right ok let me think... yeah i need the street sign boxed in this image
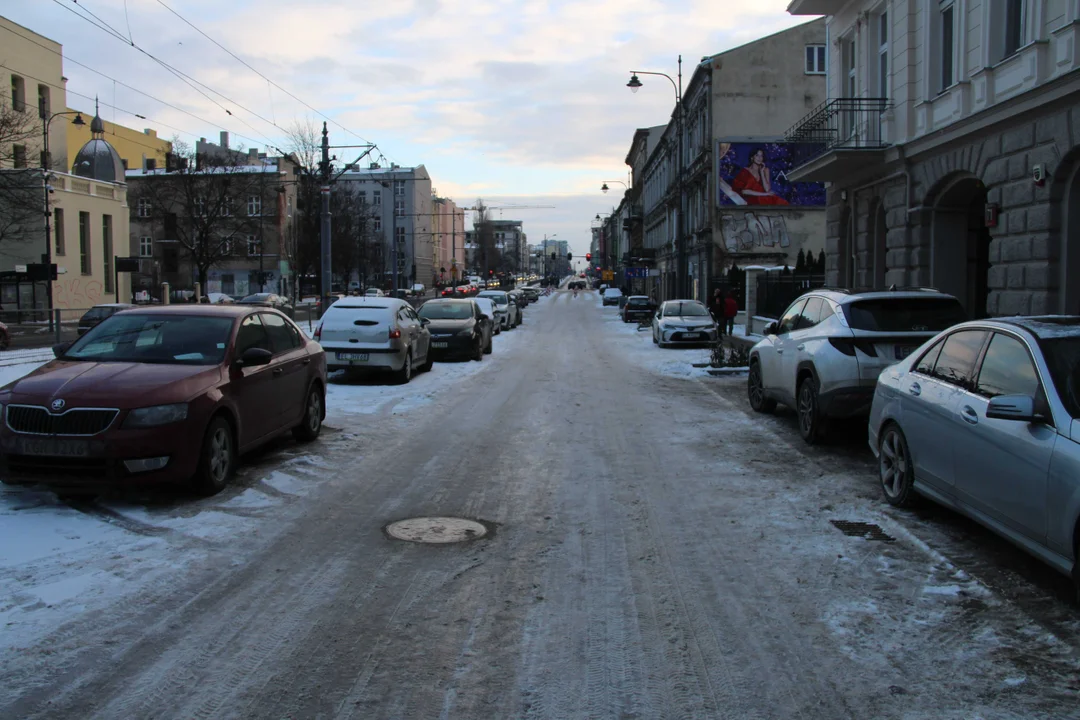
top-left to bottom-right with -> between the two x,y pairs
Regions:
602,270 -> 615,281
116,256 -> 140,272
625,267 -> 648,279
26,263 -> 57,281
14,265 -> 26,273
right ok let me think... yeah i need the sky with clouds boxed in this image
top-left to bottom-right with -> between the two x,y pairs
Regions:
2,0 -> 808,257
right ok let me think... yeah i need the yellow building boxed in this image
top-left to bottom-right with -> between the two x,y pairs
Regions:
0,15 -> 67,171
66,107 -> 171,173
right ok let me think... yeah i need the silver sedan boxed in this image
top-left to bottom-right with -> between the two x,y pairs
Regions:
868,316 -> 1080,593
651,300 -> 718,348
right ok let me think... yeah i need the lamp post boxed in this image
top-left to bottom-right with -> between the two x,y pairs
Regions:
628,56 -> 684,299
600,180 -> 629,194
41,107 -> 85,322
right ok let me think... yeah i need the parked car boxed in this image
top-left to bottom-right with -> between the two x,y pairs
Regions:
748,289 -> 967,443
621,296 -> 654,323
602,288 -> 623,306
520,287 -> 540,303
478,290 -> 520,329
868,316 -> 1080,595
0,306 -> 326,494
417,299 -> 493,360
206,293 -> 235,305
365,288 -> 386,297
508,289 -> 528,313
315,297 -> 432,383
238,293 -> 293,315
472,297 -> 501,335
652,300 -> 718,348
77,303 -> 136,337
410,283 -> 426,297
0,321 -> 8,351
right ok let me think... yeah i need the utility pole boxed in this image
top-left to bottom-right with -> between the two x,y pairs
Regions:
319,122 -> 332,317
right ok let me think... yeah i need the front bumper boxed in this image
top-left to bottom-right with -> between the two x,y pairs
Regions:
660,327 -> 718,344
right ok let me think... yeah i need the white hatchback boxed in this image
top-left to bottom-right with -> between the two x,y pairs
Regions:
315,297 -> 432,383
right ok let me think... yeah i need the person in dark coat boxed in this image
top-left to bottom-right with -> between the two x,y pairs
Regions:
710,289 -> 724,330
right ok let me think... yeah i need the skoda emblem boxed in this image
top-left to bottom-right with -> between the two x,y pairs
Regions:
51,398 -> 65,412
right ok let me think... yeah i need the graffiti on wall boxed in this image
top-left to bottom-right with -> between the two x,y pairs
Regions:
720,212 -> 791,251
54,277 -> 104,308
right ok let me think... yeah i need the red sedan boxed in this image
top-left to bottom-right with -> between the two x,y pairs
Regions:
0,305 -> 327,495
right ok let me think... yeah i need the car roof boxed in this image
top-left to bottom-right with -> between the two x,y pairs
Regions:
108,304 -> 256,317
797,288 -> 959,304
328,296 -> 406,310
93,302 -> 136,308
993,315 -> 1080,339
423,298 -> 472,305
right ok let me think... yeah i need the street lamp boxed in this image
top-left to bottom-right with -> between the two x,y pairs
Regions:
628,56 -> 685,299
600,180 -> 628,194
41,108 -> 86,322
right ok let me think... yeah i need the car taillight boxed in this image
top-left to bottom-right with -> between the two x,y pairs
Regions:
389,328 -> 401,339
314,324 -> 322,340
829,338 -> 877,357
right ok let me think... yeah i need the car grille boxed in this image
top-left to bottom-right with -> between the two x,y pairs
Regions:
6,405 -> 119,436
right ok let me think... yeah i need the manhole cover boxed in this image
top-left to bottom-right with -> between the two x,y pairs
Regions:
830,520 -> 895,543
385,517 -> 489,544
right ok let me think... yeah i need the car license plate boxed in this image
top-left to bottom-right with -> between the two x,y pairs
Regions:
432,342 -> 449,349
895,345 -> 915,360
19,438 -> 89,457
683,332 -> 702,339
337,352 -> 369,361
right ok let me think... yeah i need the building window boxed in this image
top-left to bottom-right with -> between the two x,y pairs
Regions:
394,180 -> 406,196
940,0 -> 955,92
221,195 -> 231,216
247,195 -> 261,216
1003,0 -> 1025,58
374,217 -> 382,232
37,84 -> 49,118
120,158 -> 129,171
358,190 -> 366,201
805,45 -> 826,74
395,199 -> 405,217
247,235 -> 260,256
395,226 -> 405,245
877,11 -> 889,98
194,197 -> 206,217
10,74 -> 25,112
54,208 -> 65,256
220,236 -> 233,256
145,158 -> 157,171
137,198 -> 152,217
12,144 -> 26,168
103,215 -> 113,291
843,37 -> 856,98
373,189 -> 382,205
79,211 -> 91,274
140,236 -> 153,257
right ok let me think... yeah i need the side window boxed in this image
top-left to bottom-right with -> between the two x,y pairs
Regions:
818,301 -> 835,324
777,299 -> 808,335
474,303 -> 483,319
914,338 -> 945,375
261,313 -> 301,353
976,333 -> 1040,399
931,330 -> 988,389
235,314 -> 271,355
796,297 -> 824,330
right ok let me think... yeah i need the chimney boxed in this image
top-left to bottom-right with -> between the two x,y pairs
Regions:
249,148 -> 259,161
219,131 -> 229,148
369,162 -> 379,169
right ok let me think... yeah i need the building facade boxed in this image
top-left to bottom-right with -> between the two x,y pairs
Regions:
1,16 -> 67,172
431,197 -> 466,283
786,0 -> 1080,317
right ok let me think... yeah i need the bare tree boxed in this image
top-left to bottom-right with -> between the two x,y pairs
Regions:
129,139 -> 269,291
285,120 -> 324,297
0,101 -> 45,251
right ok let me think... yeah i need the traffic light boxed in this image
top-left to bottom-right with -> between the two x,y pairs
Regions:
567,252 -> 573,261
489,270 -> 493,275
585,253 -> 592,261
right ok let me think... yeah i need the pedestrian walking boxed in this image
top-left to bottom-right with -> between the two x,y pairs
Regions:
724,291 -> 738,337
710,289 -> 724,326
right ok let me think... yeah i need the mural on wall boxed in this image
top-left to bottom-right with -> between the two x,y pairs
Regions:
720,212 -> 791,251
54,278 -> 104,309
716,142 -> 826,207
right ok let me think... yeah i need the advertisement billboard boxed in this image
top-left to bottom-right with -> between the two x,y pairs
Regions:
716,141 -> 826,208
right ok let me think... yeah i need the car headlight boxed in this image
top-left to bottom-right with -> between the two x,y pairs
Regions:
458,328 -> 475,337
123,403 -> 189,429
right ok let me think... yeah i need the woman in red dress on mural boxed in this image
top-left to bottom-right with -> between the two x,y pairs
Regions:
731,148 -> 789,206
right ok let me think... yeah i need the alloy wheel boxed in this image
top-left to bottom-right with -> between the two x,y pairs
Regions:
798,382 -> 816,438
879,429 -> 907,499
209,427 -> 232,485
307,391 -> 322,434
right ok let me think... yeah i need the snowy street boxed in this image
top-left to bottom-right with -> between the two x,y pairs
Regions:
2,289 -> 1079,719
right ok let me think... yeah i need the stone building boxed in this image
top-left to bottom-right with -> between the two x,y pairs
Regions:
786,0 -> 1080,317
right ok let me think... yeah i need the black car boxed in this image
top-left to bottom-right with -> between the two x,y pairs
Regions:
621,296 -> 654,323
77,303 -> 135,336
417,299 -> 493,360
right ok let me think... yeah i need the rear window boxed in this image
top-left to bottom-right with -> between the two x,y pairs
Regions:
81,307 -> 110,321
627,298 -> 649,306
844,298 -> 966,332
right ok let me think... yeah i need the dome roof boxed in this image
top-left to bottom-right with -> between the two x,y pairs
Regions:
72,138 -> 125,183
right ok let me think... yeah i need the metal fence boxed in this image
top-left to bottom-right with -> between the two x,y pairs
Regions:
756,272 -> 827,319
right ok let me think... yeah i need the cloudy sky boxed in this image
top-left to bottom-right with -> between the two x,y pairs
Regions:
3,0 -> 807,257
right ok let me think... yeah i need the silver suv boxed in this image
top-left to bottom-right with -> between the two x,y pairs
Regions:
747,289 -> 966,443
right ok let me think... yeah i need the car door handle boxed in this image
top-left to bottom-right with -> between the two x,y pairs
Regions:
776,348 -> 784,354
909,382 -> 921,396
272,368 -> 284,376
302,358 -> 311,365
797,344 -> 805,351
961,405 -> 979,425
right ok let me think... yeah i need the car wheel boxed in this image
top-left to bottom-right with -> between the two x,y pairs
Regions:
420,348 -> 434,372
474,338 -> 484,361
484,335 -> 493,354
293,385 -> 323,442
747,360 -> 777,413
192,415 -> 235,495
652,331 -> 658,345
797,376 -> 827,444
878,424 -> 918,507
394,351 -> 413,384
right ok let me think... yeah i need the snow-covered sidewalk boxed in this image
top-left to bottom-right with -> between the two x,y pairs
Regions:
594,301 -> 715,379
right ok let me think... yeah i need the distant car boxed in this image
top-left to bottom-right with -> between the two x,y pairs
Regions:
77,303 -> 136,336
478,290 -> 520,330
365,288 -> 386,297
601,288 -> 623,306
410,283 -> 426,297
418,299 -> 493,360
0,306 -> 326,494
621,296 -> 653,323
652,300 -> 718,348
748,289 -> 967,443
0,321 -> 8,350
472,297 -> 501,335
316,297 -> 432,383
508,290 -> 528,313
238,293 -> 292,314
868,316 -> 1080,597
520,287 -> 540,303
206,293 -> 235,305
441,287 -> 458,298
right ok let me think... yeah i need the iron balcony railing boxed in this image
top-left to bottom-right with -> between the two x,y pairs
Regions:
784,98 -> 890,165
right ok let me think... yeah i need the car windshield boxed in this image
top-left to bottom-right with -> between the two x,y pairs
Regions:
480,292 -> 508,304
604,289 -> 621,296
63,314 -> 234,365
663,302 -> 709,317
1038,336 -> 1080,419
81,307 -> 113,321
844,298 -> 966,332
419,303 -> 473,320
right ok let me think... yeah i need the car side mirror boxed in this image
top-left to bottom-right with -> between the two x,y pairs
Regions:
986,394 -> 1037,422
420,317 -> 430,326
764,321 -> 778,336
237,347 -> 272,367
52,341 -> 72,358
482,314 -> 491,321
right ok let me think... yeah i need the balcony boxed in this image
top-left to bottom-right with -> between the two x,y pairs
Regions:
784,98 -> 890,182
786,0 -> 847,15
